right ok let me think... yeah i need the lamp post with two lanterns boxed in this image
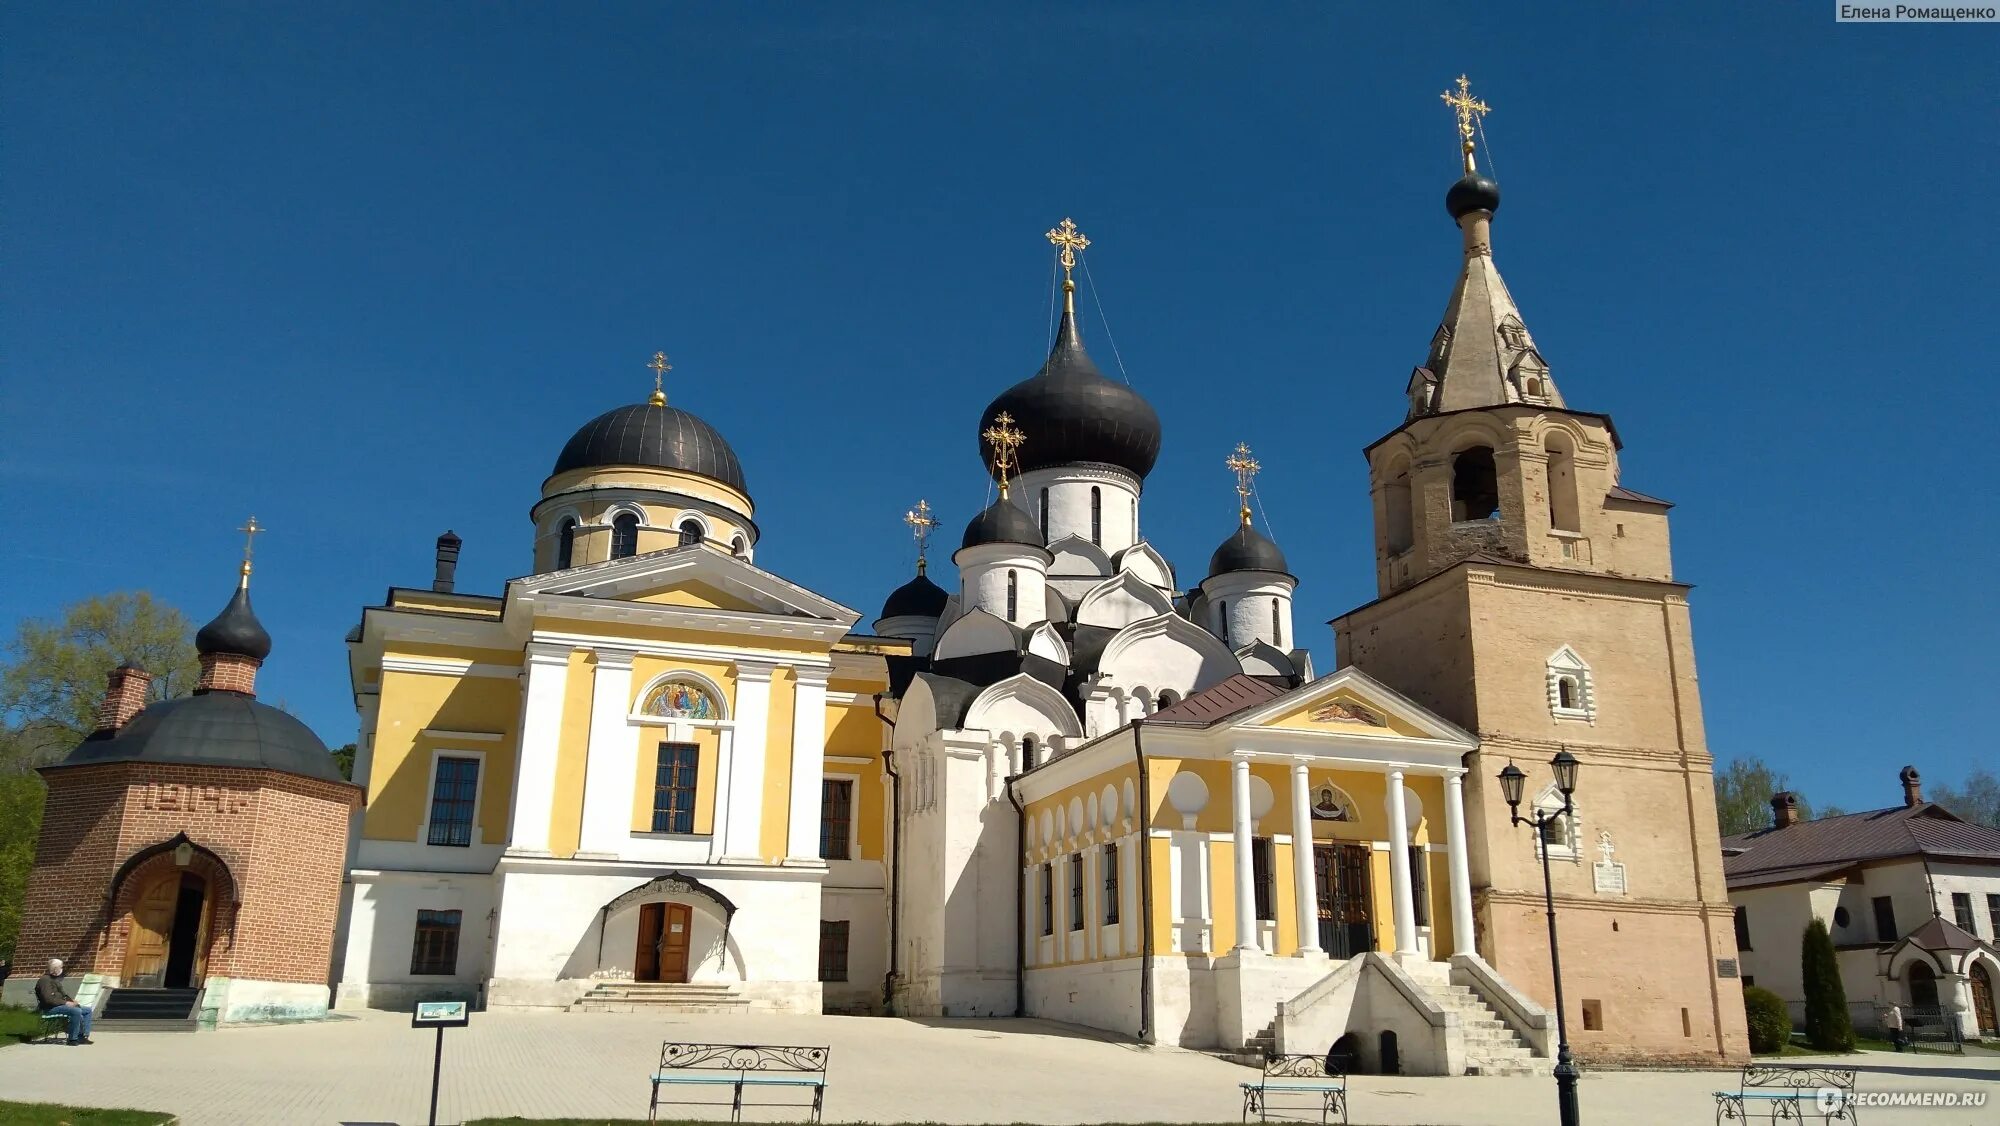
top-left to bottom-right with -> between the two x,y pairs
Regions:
1497,749 -> 1582,1126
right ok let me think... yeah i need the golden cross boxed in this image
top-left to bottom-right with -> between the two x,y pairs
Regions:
904,499 -> 939,574
237,515 -> 264,583
1226,443 -> 1260,524
647,351 -> 672,406
1045,217 -> 1090,289
982,411 -> 1027,497
1440,74 -> 1491,173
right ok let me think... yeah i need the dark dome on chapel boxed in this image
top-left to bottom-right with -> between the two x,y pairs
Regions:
195,584 -> 272,661
552,402 -> 749,497
961,498 -> 1045,552
1445,172 -> 1502,220
58,692 -> 341,784
880,571 -> 950,620
978,308 -> 1161,482
1207,522 -> 1290,578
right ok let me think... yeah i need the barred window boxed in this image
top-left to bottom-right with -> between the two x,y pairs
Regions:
1041,864 -> 1054,936
1090,487 -> 1102,545
678,519 -> 703,547
1409,845 -> 1430,928
1252,838 -> 1275,922
1069,855 -> 1085,931
820,779 -> 854,860
611,512 -> 641,559
411,909 -> 461,976
426,756 -> 479,847
1103,842 -> 1120,925
651,742 -> 700,834
818,920 -> 850,982
556,518 -> 577,569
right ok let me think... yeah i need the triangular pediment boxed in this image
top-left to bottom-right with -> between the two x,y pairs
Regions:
511,544 -> 858,626
1226,667 -> 1476,746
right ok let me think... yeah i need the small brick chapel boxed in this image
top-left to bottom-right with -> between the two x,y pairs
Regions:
1,563 -> 360,1025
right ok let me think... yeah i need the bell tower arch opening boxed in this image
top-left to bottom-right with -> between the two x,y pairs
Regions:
1450,446 -> 1499,522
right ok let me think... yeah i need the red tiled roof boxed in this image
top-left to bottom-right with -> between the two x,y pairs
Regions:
1147,674 -> 1288,726
1722,803 -> 2000,887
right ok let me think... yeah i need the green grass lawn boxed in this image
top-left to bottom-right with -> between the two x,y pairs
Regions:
0,1006 -> 56,1046
0,1103 -> 176,1126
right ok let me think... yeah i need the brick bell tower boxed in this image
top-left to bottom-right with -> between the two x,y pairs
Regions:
1329,80 -> 1749,1065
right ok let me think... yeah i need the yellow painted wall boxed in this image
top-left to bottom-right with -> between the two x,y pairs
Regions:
633,582 -> 763,611
825,701 -> 887,860
759,668 -> 797,860
365,666 -> 523,843
1265,692 -> 1432,738
547,649 -> 596,857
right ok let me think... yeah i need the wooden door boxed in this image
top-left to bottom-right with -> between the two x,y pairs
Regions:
659,904 -> 693,984
635,903 -> 664,982
1973,964 -> 1997,1037
123,874 -> 180,987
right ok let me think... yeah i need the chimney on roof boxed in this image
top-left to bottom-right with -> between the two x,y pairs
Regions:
1771,791 -> 1801,829
433,531 -> 462,593
1900,765 -> 1923,808
94,664 -> 153,734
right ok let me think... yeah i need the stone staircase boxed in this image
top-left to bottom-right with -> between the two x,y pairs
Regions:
96,986 -> 200,1032
568,981 -> 748,1014
1418,978 -> 1549,1077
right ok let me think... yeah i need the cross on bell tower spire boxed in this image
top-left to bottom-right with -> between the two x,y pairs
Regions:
1440,74 -> 1491,174
1045,217 -> 1090,315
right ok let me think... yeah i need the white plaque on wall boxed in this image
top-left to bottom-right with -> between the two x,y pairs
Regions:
1592,830 -> 1628,895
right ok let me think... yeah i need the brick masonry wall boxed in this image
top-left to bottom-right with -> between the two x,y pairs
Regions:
5,762 -> 359,991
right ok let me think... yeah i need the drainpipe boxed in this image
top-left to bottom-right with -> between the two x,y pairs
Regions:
874,695 -> 903,1011
1133,719 -> 1156,1045
1007,774 -> 1028,1018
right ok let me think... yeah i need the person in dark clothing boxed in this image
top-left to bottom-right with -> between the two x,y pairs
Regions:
36,958 -> 93,1045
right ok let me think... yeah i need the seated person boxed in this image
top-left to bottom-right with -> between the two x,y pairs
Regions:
36,958 -> 94,1046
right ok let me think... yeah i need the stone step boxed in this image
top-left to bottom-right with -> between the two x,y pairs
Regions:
94,1018 -> 197,1033
571,1001 -> 747,1014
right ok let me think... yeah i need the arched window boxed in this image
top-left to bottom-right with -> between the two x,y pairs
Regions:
1021,734 -> 1038,771
610,512 -> 640,559
731,535 -> 748,559
1216,600 -> 1228,637
1451,446 -> 1500,522
1383,459 -> 1414,554
1039,489 -> 1050,535
1271,598 -> 1283,648
556,517 -> 577,570
678,519 -> 704,547
1557,677 -> 1578,710
1090,486 -> 1102,545
1157,690 -> 1180,708
1545,435 -> 1580,532
1526,377 -> 1543,397
1006,570 -> 1018,622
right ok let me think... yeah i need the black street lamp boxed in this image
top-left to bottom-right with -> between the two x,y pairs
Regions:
1499,751 -> 1582,1126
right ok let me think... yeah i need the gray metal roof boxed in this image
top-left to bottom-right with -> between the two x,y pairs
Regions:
1722,803 -> 2000,886
54,691 -> 344,785
552,402 -> 748,496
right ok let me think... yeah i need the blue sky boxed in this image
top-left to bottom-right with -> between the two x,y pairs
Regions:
3,4 -> 1993,812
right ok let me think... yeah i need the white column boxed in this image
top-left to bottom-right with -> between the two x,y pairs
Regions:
1290,761 -> 1321,955
1231,755 -> 1259,954
1444,771 -> 1477,956
1386,769 -> 1418,956
786,664 -> 831,859
507,643 -> 571,855
723,660 -> 775,858
575,648 -> 637,856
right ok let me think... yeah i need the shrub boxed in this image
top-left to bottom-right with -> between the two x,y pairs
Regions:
1743,985 -> 1791,1054
1801,917 -> 1855,1051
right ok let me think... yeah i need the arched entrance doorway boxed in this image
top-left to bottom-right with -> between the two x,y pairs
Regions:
1908,961 -> 1940,1015
123,871 -> 214,989
1972,962 -> 1997,1038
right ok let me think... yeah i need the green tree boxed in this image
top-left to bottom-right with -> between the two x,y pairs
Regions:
332,743 -> 357,782
0,592 -> 199,771
1801,917 -> 1854,1051
0,593 -> 197,960
1714,757 -> 1813,836
1929,768 -> 2000,829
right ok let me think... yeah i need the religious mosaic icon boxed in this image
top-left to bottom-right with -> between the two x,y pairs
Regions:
643,680 -> 717,720
1311,785 -> 1353,821
1309,700 -> 1386,727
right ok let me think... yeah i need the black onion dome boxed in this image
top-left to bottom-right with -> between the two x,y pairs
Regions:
1445,172 -> 1501,220
552,403 -> 749,497
960,498 -> 1045,551
880,571 -> 949,619
1207,523 -> 1290,578
978,308 -> 1161,481
195,585 -> 272,661
58,691 -> 341,783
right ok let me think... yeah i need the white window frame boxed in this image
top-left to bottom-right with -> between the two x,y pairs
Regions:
1546,645 -> 1597,723
418,748 -> 487,849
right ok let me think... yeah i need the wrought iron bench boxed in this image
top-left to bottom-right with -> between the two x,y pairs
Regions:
649,1042 -> 830,1124
1714,1065 -> 1859,1124
1240,1053 -> 1347,1124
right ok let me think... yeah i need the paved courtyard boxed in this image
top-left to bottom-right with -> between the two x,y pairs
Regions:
1,1010 -> 1995,1126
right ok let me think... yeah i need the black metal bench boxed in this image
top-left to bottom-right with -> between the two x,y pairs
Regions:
649,1041 -> 830,1124
1714,1065 -> 1858,1123
1240,1054 -> 1347,1124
